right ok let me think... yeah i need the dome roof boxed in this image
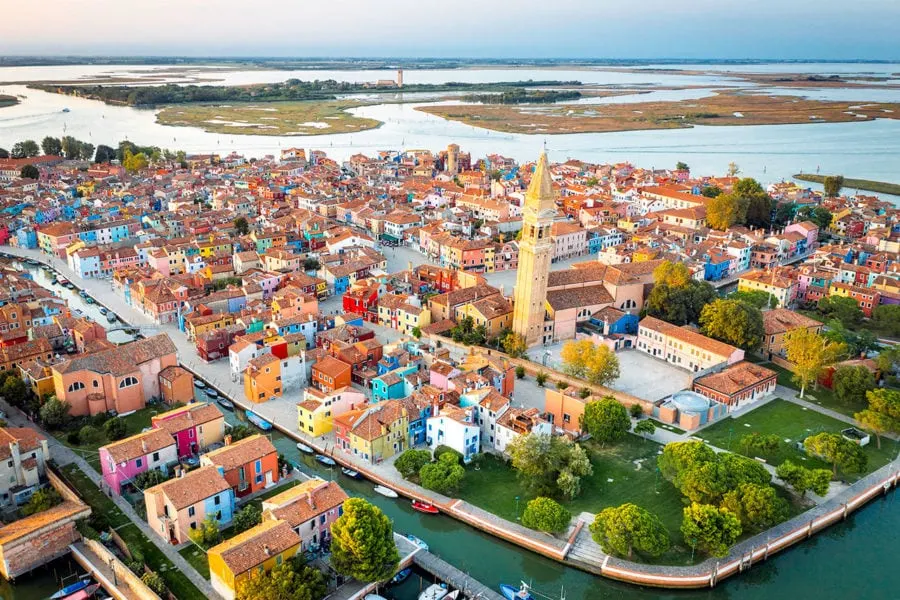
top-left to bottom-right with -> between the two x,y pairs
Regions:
672,391 -> 711,413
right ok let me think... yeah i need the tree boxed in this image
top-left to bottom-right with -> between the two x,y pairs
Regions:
822,320 -> 875,359
775,460 -> 831,498
507,434 -> 593,499
419,452 -> 465,494
521,497 -> 572,534
872,305 -> 900,337
653,261 -> 692,289
515,366 -> 526,379
39,396 -> 70,429
1,376 -> 29,408
237,560 -> 326,600
738,433 -> 781,457
232,504 -> 262,534
706,194 -> 739,230
21,488 -> 62,516
303,258 -> 320,271
134,469 -> 168,489
330,498 -> 399,583
501,332 -> 527,358
795,205 -> 833,230
744,194 -> 774,229
676,453 -> 771,505
189,515 -> 221,548
141,572 -> 167,596
803,432 -> 867,476
832,365 -> 876,407
395,449 -> 432,478
727,162 -> 741,177
823,175 -> 844,198
123,149 -> 149,173
643,280 -> 716,327
234,217 -> 250,235
728,289 -> 777,309
699,299 -> 764,351
629,403 -> 644,418
581,397 -> 630,445
449,315 -> 486,346
675,161 -> 689,171
559,340 -> 620,386
94,144 -> 116,163
78,425 -> 102,445
229,424 -> 255,442
681,503 -> 742,558
817,295 -> 863,328
634,420 -> 656,437
658,440 -> 716,484
720,483 -> 788,532
591,503 -> 670,559
876,347 -> 900,377
104,417 -> 127,441
783,328 -> 845,398
19,164 -> 39,180
854,389 -> 900,449
11,140 -> 39,158
773,201 -> 796,227
41,136 -> 63,156
701,185 -> 722,198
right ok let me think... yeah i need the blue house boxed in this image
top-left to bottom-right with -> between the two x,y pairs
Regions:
16,229 -> 38,249
371,364 -> 419,402
589,307 -> 639,335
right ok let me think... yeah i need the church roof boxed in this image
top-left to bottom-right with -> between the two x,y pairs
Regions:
525,152 -> 555,214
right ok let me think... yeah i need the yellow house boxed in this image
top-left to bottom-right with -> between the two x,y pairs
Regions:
334,400 -> 409,464
77,181 -> 96,196
398,302 -> 432,337
208,519 -> 301,600
737,269 -> 797,308
18,360 -> 57,399
484,244 -> 496,273
454,295 -> 513,338
186,312 -> 235,340
828,208 -> 852,234
297,387 -> 367,437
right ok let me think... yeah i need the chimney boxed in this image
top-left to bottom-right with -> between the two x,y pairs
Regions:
141,440 -> 148,453
263,544 -> 271,556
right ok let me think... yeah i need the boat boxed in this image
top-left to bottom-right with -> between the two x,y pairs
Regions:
62,108 -> 71,113
390,567 -> 412,585
216,397 -> 235,411
296,442 -> 314,454
405,534 -> 428,551
63,584 -> 101,600
106,312 -> 117,322
444,592 -> 460,600
73,309 -> 84,316
85,297 -> 94,304
315,454 -> 336,466
49,578 -> 91,600
499,583 -> 534,600
341,467 -> 362,479
374,485 -> 399,498
193,380 -> 206,389
78,289 -> 87,297
98,307 -> 107,315
205,388 -> 219,398
245,410 -> 273,431
418,583 -> 447,600
364,595 -> 388,600
411,500 -> 439,514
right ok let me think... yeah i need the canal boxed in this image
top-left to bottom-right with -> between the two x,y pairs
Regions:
5,258 -> 899,600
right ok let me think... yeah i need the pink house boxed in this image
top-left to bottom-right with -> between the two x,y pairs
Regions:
429,361 -> 461,391
151,403 -> 226,458
784,221 -> 819,251
260,479 -> 348,552
100,429 -> 178,495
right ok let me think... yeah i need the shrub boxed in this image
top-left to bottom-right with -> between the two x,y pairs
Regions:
433,445 -> 463,465
395,449 -> 432,478
78,425 -> 102,445
141,572 -> 166,596
103,417 -> 127,441
521,497 -> 572,533
555,380 -> 569,390
66,431 -> 80,445
536,372 -> 548,387
629,403 -> 644,418
515,366 -> 526,379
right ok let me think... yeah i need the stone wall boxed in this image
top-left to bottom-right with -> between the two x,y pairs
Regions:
0,518 -> 82,579
78,538 -> 163,600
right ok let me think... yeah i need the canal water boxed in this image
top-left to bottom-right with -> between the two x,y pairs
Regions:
5,259 -> 898,599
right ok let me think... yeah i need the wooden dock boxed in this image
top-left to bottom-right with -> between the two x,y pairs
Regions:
412,549 -> 504,600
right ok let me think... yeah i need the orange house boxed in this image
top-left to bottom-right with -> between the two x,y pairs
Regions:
200,435 -> 279,498
311,356 -> 351,394
158,365 -> 195,404
243,353 -> 283,403
542,388 -> 588,435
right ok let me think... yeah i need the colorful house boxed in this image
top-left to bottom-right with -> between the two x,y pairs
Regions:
157,365 -> 195,404
200,435 -> 279,498
426,404 -> 480,463
260,479 -> 347,552
333,400 -> 409,463
151,402 -> 226,458
311,356 -> 352,394
208,519 -> 300,600
144,465 -> 235,544
371,364 -> 419,402
297,387 -> 367,437
100,429 -> 178,495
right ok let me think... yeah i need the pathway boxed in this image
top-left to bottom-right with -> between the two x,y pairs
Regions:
0,397 -> 219,599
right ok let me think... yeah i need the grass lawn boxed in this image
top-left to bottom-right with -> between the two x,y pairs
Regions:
53,406 -> 169,472
649,419 -> 686,435
761,361 -> 865,418
460,435 -> 701,565
694,398 -> 900,480
58,464 -> 206,600
179,545 -> 210,579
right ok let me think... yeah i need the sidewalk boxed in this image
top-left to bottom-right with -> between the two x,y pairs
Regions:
0,397 -> 219,599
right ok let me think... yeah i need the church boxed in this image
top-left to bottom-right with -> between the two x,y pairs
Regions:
512,153 -> 662,347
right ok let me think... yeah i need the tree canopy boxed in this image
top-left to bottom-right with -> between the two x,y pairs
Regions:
395,449 -> 432,479
681,503 -> 742,558
720,483 -> 788,532
854,389 -> 900,449
521,497 -> 572,534
783,328 -> 845,398
643,280 -> 716,326
19,165 -> 39,180
560,340 -> 620,386
728,289 -> 777,309
699,299 -> 764,351
803,432 -> 867,476
507,434 -> 593,499
832,365 -> 876,407
580,397 -> 630,445
501,332 -> 528,358
419,452 -> 465,494
237,559 -> 327,600
775,460 -> 831,498
795,205 -> 833,230
872,305 -> 900,337
590,503 -> 670,560
823,175 -> 844,198
330,498 -> 399,583
817,295 -> 863,328
11,140 -> 39,158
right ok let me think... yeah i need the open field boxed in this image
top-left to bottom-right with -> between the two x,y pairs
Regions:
156,100 -> 382,136
793,174 -> 900,196
417,92 -> 900,135
695,399 -> 900,479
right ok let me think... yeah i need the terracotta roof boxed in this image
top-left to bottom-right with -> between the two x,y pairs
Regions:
312,355 -> 351,379
201,435 -> 276,471
262,480 -> 347,528
103,429 -> 176,464
546,284 -> 613,311
207,519 -> 300,576
694,361 -> 777,395
639,316 -> 738,358
147,466 -> 230,510
0,428 -> 46,461
762,309 -> 822,335
55,334 -> 176,376
151,403 -> 224,435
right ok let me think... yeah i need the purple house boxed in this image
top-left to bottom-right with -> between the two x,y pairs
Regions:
99,429 -> 178,495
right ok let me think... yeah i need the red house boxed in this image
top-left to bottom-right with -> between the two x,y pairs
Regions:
343,284 -> 379,322
200,434 -> 279,497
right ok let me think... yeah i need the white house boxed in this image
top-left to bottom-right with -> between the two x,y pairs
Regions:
426,405 -> 480,464
229,339 -> 269,378
494,408 -> 552,454
460,388 -> 509,451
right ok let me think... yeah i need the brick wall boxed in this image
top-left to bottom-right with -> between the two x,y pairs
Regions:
0,520 -> 81,578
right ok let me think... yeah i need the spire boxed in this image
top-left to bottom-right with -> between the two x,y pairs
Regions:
525,152 -> 555,214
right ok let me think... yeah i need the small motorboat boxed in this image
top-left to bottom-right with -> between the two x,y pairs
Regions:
499,583 -> 534,600
106,312 -> 117,322
62,107 -> 71,113
98,307 -> 107,315
193,380 -> 206,389
444,592 -> 460,600
78,290 -> 88,297
49,578 -> 91,600
217,397 -> 235,411
205,388 -> 219,398
246,410 -> 273,431
315,454 -> 336,466
296,442 -> 314,454
58,277 -> 70,285
73,309 -> 84,316
406,534 -> 428,551
418,583 -> 447,600
85,297 -> 95,304
374,485 -> 399,498
364,595 -> 388,600
412,500 -> 439,514
391,567 -> 412,585
341,467 -> 362,479
63,584 -> 101,600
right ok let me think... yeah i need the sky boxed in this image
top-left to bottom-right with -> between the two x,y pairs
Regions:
1,0 -> 899,60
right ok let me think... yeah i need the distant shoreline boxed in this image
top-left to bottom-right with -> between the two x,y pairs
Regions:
793,174 -> 900,196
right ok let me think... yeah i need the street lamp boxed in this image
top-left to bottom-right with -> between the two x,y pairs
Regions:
515,496 -> 520,521
690,537 -> 697,563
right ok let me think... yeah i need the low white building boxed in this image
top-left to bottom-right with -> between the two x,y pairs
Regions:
460,388 -> 510,451
494,408 -> 552,454
426,405 -> 480,464
0,428 -> 51,507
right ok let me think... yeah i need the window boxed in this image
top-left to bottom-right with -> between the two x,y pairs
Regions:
256,474 -> 263,484
93,380 -> 99,388
135,458 -> 143,468
119,376 -> 139,389
214,495 -> 221,506
68,382 -> 85,392
188,506 -> 195,517
255,460 -> 262,473
152,452 -> 159,462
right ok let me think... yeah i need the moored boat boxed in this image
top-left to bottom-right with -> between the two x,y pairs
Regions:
245,410 -> 273,431
373,485 -> 398,498
205,388 -> 219,398
444,592 -> 460,600
216,397 -> 234,411
499,583 -> 534,600
106,312 -> 117,322
411,500 -> 439,514
418,583 -> 447,600
50,578 -> 91,600
390,567 -> 412,585
315,454 -> 336,466
405,534 -> 429,551
364,595 -> 388,600
63,584 -> 101,600
341,467 -> 362,479
296,442 -> 314,454
98,307 -> 107,315
193,380 -> 206,389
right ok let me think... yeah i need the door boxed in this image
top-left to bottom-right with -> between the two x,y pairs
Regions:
265,471 -> 274,487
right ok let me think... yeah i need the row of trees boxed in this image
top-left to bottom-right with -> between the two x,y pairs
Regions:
394,447 -> 466,494
0,138 -> 187,170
